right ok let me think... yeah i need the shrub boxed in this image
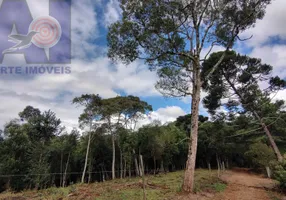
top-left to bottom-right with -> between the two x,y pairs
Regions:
244,142 -> 276,168
273,156 -> 286,190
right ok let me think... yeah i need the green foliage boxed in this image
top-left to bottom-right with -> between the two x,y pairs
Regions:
0,106 -> 67,191
213,183 -> 227,192
136,122 -> 188,171
202,51 -> 286,163
245,143 -> 276,168
0,94 -> 286,194
107,1 -> 273,193
0,123 -> 31,191
273,156 -> 286,190
72,94 -> 102,128
1,105 -> 285,193
202,51 -> 285,115
108,0 -> 271,97
19,106 -> 41,120
175,114 -> 208,134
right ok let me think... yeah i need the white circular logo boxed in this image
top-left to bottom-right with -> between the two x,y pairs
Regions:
29,16 -> 62,49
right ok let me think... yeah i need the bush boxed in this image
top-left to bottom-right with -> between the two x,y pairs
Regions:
244,142 -> 276,168
273,155 -> 286,190
245,142 -> 276,178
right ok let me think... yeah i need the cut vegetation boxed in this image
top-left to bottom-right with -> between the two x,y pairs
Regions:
0,170 -> 224,200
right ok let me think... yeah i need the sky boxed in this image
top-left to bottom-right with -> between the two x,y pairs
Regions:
0,0 -> 285,131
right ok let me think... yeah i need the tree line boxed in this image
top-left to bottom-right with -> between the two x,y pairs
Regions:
0,92 -> 286,191
2,0 -> 286,194
1,41 -> 286,193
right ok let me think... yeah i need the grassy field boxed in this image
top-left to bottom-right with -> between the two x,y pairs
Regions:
0,170 -> 225,200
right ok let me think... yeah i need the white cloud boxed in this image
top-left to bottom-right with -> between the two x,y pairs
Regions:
71,0 -> 99,59
0,90 -> 80,132
0,56 -> 161,130
104,0 -> 121,26
235,0 -> 286,105
156,106 -> 186,120
8,0 -> 286,132
250,45 -> 286,77
199,0 -> 286,114
201,45 -> 225,60
241,0 -> 286,47
137,106 -> 186,128
272,90 -> 286,104
0,0 -> 162,130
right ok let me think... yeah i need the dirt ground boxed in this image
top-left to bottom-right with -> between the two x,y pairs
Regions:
178,168 -> 284,200
213,168 -> 278,200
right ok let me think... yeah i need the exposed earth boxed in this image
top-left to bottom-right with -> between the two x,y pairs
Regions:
178,168 -> 283,200
213,169 -> 279,200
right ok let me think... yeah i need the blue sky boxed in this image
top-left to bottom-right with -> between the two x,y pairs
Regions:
0,0 -> 285,131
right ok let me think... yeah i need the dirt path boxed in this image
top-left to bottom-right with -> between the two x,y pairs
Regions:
176,168 -> 282,200
212,169 -> 278,200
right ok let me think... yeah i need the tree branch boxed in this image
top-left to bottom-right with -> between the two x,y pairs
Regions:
237,35 -> 253,41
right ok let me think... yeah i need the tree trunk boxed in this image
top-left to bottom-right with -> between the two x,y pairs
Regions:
112,134 -> 116,179
153,156 -> 156,175
102,172 -> 105,182
222,161 -> 225,172
182,62 -> 201,193
252,111 -> 283,162
88,150 -> 93,184
103,164 -> 109,180
129,163 -> 131,178
139,156 -> 143,177
101,166 -> 105,182
266,166 -> 271,178
160,160 -> 164,173
216,154 -> 221,177
81,126 -> 92,183
139,155 -> 147,200
207,161 -> 211,171
52,175 -> 55,187
133,150 -> 140,176
123,159 -> 127,178
120,150 -> 123,179
62,152 -> 70,187
261,121 -> 283,162
60,152 -> 63,187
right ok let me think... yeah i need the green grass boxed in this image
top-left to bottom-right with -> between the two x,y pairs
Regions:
0,170 -> 224,200
193,170 -> 226,193
213,183 -> 227,192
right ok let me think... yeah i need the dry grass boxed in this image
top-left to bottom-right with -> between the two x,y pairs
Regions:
0,169 -> 224,200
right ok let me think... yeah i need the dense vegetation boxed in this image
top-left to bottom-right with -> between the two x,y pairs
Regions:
1,50 -> 286,193
0,94 -> 286,192
2,0 -> 286,195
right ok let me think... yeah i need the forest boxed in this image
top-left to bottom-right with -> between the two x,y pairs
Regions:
0,50 -> 286,193
1,0 -> 286,199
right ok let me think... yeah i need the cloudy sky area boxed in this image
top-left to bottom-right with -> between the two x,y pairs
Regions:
0,0 -> 285,131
